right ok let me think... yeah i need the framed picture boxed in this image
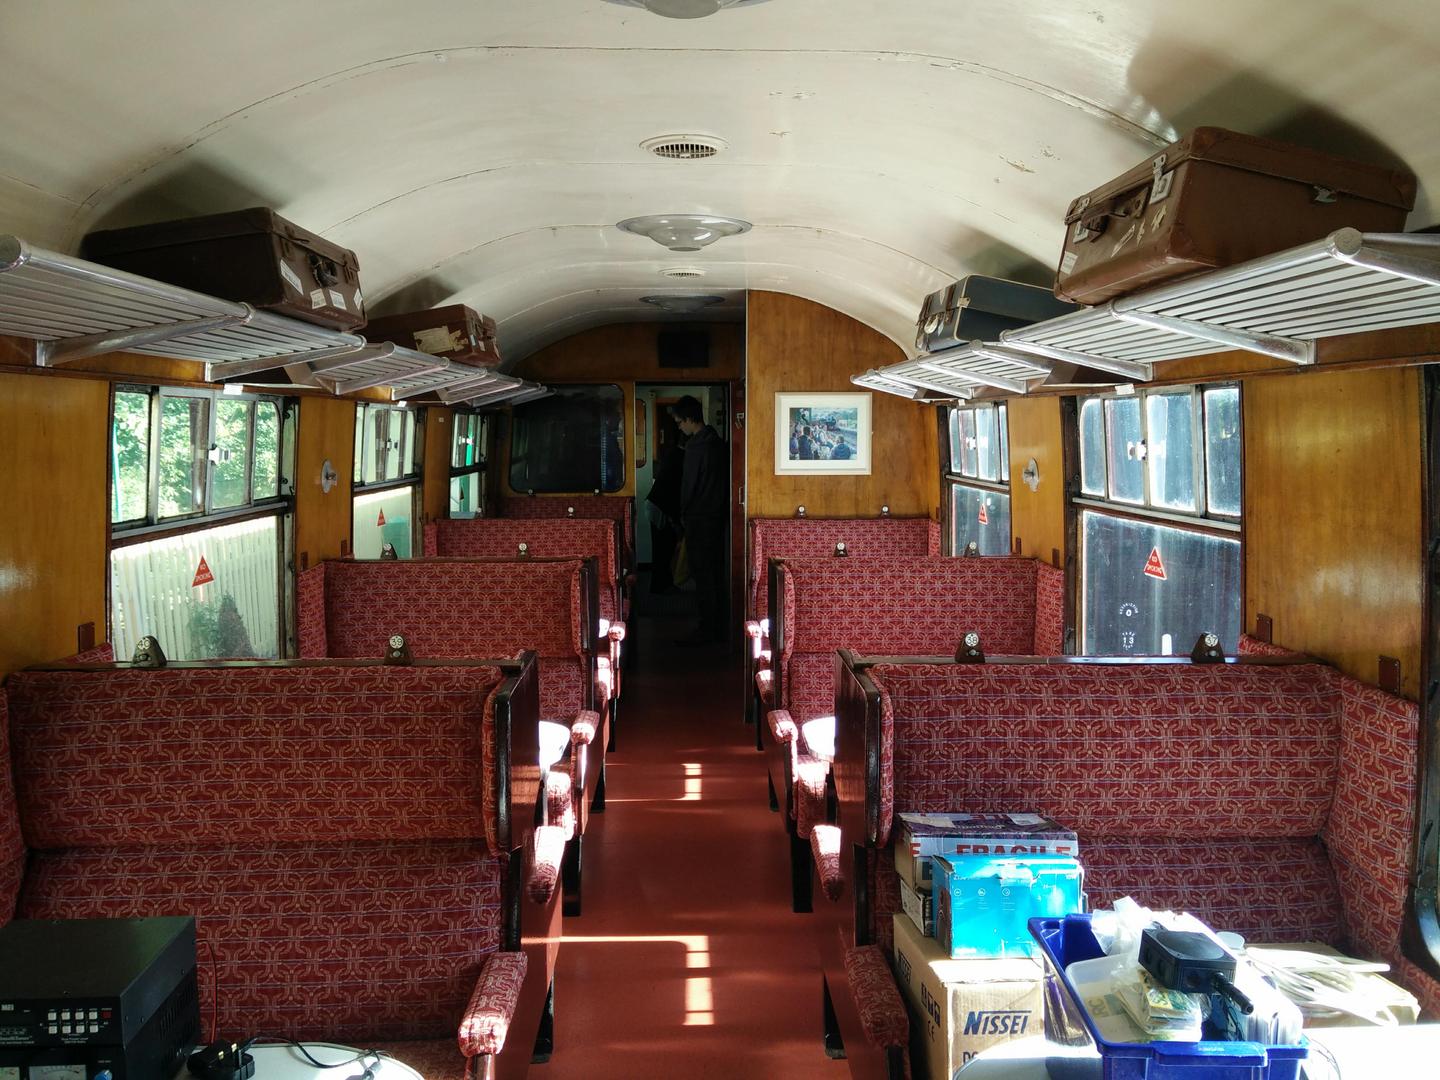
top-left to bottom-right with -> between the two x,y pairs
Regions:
774,392 -> 872,475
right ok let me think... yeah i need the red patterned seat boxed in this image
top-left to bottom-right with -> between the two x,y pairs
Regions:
4,659 -> 555,1079
498,495 -> 635,589
830,654 -> 1440,1020
760,556 -> 1065,910
0,689 -> 23,926
298,557 -> 607,899
426,519 -> 629,699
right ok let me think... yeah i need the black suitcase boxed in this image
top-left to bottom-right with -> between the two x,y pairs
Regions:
81,208 -> 366,331
916,275 -> 1077,353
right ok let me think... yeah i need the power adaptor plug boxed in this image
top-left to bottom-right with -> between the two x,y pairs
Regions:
187,1040 -> 257,1080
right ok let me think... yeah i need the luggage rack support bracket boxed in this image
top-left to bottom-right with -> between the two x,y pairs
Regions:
207,342 -> 371,383
916,359 -> 1028,395
1106,303 -> 1316,366
997,334 -> 1154,383
35,306 -> 256,368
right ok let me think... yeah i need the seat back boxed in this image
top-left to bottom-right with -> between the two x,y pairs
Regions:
772,556 -> 1059,721
836,655 -> 1346,945
0,688 -> 22,926
749,517 -> 940,620
427,518 -> 623,624
6,658 -> 540,1043
499,495 -> 634,569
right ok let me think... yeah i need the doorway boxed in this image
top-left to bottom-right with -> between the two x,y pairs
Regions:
635,383 -> 729,616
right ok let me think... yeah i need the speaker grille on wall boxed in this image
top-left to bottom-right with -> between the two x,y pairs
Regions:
658,331 -> 710,368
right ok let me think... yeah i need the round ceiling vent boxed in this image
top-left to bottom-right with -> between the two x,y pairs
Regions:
660,266 -> 707,279
641,135 -> 727,160
608,0 -> 772,18
617,214 -> 751,252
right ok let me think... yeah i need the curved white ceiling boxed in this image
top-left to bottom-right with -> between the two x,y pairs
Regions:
1,0 -> 1437,363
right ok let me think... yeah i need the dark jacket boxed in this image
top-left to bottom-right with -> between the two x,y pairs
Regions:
647,441 -> 684,521
680,425 -> 727,519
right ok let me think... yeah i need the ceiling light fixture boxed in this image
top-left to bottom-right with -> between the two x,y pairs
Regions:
617,214 -> 751,252
611,0 -> 771,18
641,295 -> 726,314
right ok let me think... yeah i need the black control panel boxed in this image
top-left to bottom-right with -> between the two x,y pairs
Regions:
0,916 -> 199,1080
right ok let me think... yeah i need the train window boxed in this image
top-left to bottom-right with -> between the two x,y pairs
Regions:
107,387 -> 291,661
351,403 -> 423,558
1076,384 -> 1242,654
945,403 -> 1011,555
110,389 -> 151,523
509,384 -> 625,494
450,411 -> 488,518
110,516 -> 282,661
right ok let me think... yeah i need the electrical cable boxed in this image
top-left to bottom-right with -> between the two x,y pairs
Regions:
246,1037 -> 389,1077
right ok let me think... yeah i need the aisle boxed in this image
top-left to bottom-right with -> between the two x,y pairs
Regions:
533,612 -> 846,1079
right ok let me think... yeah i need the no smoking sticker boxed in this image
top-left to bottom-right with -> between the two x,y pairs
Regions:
1143,547 -> 1167,580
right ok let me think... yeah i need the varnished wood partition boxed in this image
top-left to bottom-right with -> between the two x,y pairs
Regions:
1005,395 -> 1067,568
744,291 -> 938,519
294,396 -> 356,566
0,371 -> 109,677
1244,366 -> 1424,698
423,407 -> 454,524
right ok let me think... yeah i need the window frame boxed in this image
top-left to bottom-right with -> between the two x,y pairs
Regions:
110,384 -> 291,542
448,410 -> 489,519
507,382 -> 627,495
1416,366 -> 1440,975
943,401 -> 1013,556
107,383 -> 293,662
1073,382 -> 1244,656
351,402 -> 425,558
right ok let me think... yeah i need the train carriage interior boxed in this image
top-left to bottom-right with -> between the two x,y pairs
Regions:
5,2 -> 1440,1078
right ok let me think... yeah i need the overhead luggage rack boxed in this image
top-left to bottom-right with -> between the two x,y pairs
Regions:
864,229 -> 1440,402
0,234 -> 547,408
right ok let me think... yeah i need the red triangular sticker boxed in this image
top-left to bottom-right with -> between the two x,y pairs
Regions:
377,509 -> 387,526
1143,547 -> 1167,580
978,503 -> 990,526
192,556 -> 214,588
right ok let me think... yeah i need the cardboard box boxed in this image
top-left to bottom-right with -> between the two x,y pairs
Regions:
892,912 -> 1044,1080
900,877 -> 934,937
894,813 -> 1079,891
932,853 -> 1084,960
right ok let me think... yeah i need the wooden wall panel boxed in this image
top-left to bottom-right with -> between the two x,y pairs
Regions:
423,407 -> 453,524
745,292 -> 937,519
1244,366 -> 1423,697
1006,396 -> 1067,568
517,322 -> 743,382
0,373 -> 109,677
295,396 -> 355,568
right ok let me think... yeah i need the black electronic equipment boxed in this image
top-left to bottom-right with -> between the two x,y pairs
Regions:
0,916 -> 201,1080
1139,927 -> 1254,1015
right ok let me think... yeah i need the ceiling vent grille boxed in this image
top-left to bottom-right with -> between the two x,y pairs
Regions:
642,135 -> 727,160
660,266 -> 707,279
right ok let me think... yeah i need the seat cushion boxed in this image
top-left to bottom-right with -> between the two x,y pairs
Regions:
20,840 -> 503,1044
0,689 -> 23,925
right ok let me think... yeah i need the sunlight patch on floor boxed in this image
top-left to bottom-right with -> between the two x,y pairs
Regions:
562,934 -> 715,1026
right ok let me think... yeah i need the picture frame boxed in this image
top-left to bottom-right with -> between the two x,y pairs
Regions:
774,392 -> 872,475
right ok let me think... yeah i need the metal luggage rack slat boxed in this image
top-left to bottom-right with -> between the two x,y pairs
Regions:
862,229 -> 1440,402
0,234 -> 548,409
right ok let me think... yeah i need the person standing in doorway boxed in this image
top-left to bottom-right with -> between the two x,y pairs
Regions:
646,430 -> 685,594
673,395 -> 728,645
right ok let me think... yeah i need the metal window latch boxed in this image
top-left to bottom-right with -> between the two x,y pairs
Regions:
1126,440 -> 1148,462
207,445 -> 232,465
1149,154 -> 1173,204
1312,185 -> 1338,204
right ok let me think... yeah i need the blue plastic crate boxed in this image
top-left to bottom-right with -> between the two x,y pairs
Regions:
1028,914 -> 1308,1080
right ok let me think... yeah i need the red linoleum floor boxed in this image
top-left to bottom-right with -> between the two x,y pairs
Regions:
532,613 -> 847,1079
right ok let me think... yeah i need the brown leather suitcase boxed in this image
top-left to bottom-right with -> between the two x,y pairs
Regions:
1054,127 -> 1416,304
364,304 -> 501,367
81,208 -> 366,331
